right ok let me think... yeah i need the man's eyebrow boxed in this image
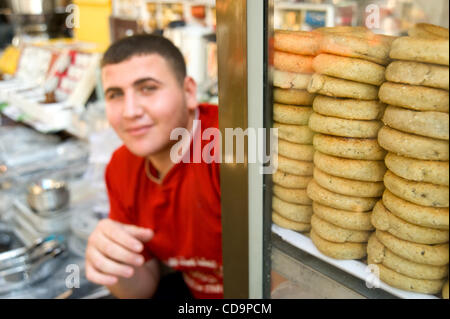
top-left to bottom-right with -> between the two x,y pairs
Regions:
133,77 -> 162,86
104,78 -> 161,95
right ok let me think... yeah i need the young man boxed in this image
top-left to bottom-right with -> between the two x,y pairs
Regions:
85,34 -> 222,299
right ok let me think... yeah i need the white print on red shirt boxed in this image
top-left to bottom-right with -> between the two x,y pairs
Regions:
165,256 -> 221,270
183,272 -> 224,294
186,270 -> 220,284
164,257 -> 223,295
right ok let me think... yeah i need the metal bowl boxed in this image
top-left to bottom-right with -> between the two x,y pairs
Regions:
27,179 -> 70,214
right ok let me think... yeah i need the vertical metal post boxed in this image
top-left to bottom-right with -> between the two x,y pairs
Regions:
217,0 -> 249,299
247,0 -> 269,299
263,0 -> 274,299
217,0 -> 272,299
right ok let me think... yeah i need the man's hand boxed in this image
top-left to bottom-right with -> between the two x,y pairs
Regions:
85,219 -> 153,286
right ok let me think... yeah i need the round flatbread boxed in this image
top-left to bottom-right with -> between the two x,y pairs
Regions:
313,167 -> 384,198
274,51 -> 314,74
273,69 -> 312,90
371,201 -> 449,245
309,112 -> 383,138
379,82 -> 449,113
390,36 -> 449,66
307,74 -> 379,100
272,170 -> 313,189
385,152 -> 449,187
311,214 -> 371,243
312,202 -> 374,231
313,95 -> 386,120
273,184 -> 312,205
273,103 -> 313,125
382,105 -> 449,140
375,230 -> 449,266
367,260 -> 446,294
382,190 -> 449,231
274,30 -> 320,56
408,23 -> 449,40
384,170 -> 449,208
277,139 -> 314,162
313,134 -> 386,160
367,234 -> 449,280
277,154 -> 314,177
314,151 -> 386,182
385,61 -> 449,90
273,88 -> 316,105
312,54 -> 385,85
274,122 -> 314,144
307,180 -> 378,212
318,28 -> 394,65
272,211 -> 311,232
310,229 -> 367,260
272,196 -> 313,223
378,126 -> 449,161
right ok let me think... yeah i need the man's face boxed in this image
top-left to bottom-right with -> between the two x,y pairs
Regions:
102,54 -> 197,158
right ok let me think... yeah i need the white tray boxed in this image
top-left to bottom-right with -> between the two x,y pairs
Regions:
272,224 -> 439,299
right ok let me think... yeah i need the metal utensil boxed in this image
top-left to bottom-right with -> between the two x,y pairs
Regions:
27,179 -> 70,213
0,238 -> 61,271
0,235 -> 61,261
0,245 -> 65,276
0,245 -> 67,294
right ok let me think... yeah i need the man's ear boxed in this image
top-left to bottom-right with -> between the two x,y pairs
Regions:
183,76 -> 198,111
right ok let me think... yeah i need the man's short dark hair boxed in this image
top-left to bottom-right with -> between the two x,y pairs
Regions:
101,34 -> 187,85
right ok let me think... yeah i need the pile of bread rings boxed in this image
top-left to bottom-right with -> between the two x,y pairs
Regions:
272,23 -> 449,298
271,31 -> 317,233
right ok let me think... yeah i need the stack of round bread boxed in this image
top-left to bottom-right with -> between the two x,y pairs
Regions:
271,30 -> 319,232
305,27 -> 394,260
369,24 -> 450,295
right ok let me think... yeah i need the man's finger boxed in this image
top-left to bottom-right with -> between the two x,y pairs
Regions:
89,247 -> 135,279
102,221 -> 146,253
85,260 -> 118,286
122,224 -> 154,242
96,232 -> 145,267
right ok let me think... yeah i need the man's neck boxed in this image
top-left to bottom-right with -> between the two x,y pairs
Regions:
147,110 -> 196,179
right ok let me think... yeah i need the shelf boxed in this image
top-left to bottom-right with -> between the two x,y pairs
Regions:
274,2 -> 335,29
276,2 -> 334,12
272,224 -> 440,299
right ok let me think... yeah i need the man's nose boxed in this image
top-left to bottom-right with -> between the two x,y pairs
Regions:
123,91 -> 144,118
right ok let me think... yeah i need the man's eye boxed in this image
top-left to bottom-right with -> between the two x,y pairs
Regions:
141,86 -> 156,93
106,92 -> 122,100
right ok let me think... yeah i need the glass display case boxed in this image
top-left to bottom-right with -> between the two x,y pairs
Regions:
217,0 -> 449,299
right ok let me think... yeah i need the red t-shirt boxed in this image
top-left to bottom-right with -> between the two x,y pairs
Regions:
105,104 -> 222,299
